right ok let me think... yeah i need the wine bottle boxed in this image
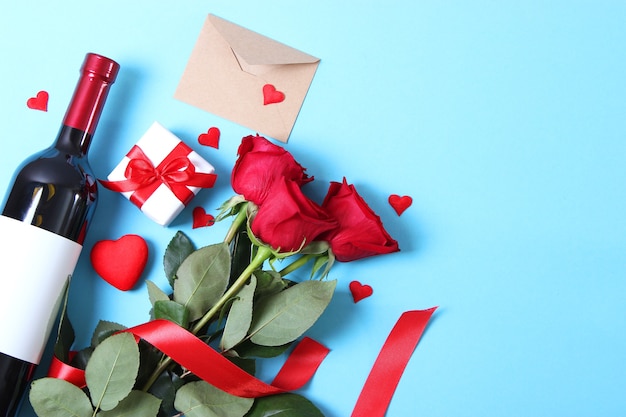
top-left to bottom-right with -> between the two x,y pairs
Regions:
0,53 -> 119,416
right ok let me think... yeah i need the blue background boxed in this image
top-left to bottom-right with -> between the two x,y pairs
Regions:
2,1 -> 625,416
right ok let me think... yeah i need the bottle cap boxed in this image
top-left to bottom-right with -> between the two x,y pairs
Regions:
81,53 -> 120,83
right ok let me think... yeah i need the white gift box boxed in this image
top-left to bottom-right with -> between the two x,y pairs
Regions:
104,122 -> 217,226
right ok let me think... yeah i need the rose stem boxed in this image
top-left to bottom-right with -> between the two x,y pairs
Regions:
278,254 -> 315,276
191,246 -> 271,334
223,204 -> 248,245
141,245 -> 272,392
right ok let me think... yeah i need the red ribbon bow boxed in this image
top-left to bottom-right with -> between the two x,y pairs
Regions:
100,143 -> 217,208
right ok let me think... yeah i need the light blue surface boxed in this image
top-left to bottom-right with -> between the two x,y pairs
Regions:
2,1 -> 625,416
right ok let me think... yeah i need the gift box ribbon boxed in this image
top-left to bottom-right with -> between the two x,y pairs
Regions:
100,143 -> 217,208
48,307 -> 436,416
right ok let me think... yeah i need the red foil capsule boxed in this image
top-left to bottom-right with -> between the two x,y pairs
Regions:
62,53 -> 120,135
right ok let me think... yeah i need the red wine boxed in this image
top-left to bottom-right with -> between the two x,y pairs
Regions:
0,53 -> 119,416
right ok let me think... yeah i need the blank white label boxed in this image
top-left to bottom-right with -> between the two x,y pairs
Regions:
0,215 -> 82,364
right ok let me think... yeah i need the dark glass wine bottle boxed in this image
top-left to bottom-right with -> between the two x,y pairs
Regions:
0,53 -> 119,416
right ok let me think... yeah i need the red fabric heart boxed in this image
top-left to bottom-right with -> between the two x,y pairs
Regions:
198,127 -> 220,148
192,207 -> 215,229
263,84 -> 285,105
349,280 -> 373,303
388,194 -> 412,216
27,90 -> 49,111
90,234 -> 149,291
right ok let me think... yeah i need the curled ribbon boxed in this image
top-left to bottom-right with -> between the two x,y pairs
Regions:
99,143 -> 217,208
48,351 -> 86,388
127,320 -> 329,397
48,319 -> 329,396
49,308 -> 437,414
351,307 -> 437,417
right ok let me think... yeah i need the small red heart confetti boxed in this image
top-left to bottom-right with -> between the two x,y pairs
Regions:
198,127 -> 220,148
388,194 -> 413,216
27,90 -> 49,111
192,207 -> 215,229
349,280 -> 373,303
263,84 -> 285,105
90,234 -> 149,291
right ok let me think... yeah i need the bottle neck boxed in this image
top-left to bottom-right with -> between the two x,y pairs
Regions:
57,55 -> 118,155
54,126 -> 93,156
63,73 -> 111,135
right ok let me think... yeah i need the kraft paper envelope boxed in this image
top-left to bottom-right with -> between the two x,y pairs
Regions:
174,14 -> 320,143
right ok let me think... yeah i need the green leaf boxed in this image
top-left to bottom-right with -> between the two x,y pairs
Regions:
52,280 -> 74,363
147,372 -> 184,417
230,228 -> 253,284
253,270 -> 288,300
146,280 -> 170,306
227,355 -> 256,376
234,340 -> 293,359
85,332 -> 140,411
96,391 -> 161,417
220,275 -> 257,351
146,280 -> 171,320
154,300 -> 190,328
164,230 -> 195,287
29,377 -> 93,417
245,393 -> 325,417
69,347 -> 93,370
174,381 -> 254,417
248,280 -> 337,346
136,341 -> 167,389
173,243 -> 231,321
91,320 -> 127,348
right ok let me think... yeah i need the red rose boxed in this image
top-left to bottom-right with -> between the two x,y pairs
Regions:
251,177 -> 338,252
231,135 -> 312,205
320,178 -> 399,262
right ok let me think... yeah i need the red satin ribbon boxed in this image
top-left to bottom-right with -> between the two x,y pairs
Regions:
48,319 -> 329,396
99,143 -> 217,208
48,351 -> 87,388
49,308 -> 436,415
128,320 -> 329,397
351,307 -> 437,417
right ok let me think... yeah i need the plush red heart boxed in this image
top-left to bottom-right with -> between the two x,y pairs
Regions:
388,194 -> 413,216
192,207 -> 215,229
27,90 -> 49,111
349,280 -> 373,303
90,234 -> 149,291
198,127 -> 220,148
263,84 -> 285,105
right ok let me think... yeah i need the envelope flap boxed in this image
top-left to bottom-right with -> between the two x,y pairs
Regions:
209,14 -> 319,65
